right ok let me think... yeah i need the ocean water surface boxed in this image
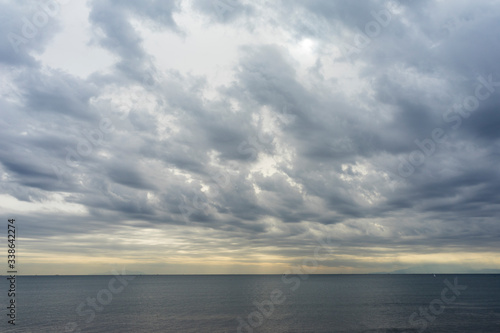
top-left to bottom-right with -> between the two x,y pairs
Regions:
1,274 -> 499,332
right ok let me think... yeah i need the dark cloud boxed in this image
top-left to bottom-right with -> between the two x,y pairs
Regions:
192,0 -> 254,24
0,0 -> 61,67
88,0 -> 181,81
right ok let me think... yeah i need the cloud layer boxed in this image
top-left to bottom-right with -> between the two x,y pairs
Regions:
1,0 -> 499,274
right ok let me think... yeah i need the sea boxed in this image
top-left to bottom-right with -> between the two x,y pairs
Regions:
0,274 -> 499,332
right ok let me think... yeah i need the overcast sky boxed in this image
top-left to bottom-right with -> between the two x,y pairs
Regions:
1,0 -> 499,274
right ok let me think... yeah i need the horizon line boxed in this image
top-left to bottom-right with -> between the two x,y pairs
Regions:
3,273 -> 499,276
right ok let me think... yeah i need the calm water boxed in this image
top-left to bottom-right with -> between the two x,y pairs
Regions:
0,274 -> 499,332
